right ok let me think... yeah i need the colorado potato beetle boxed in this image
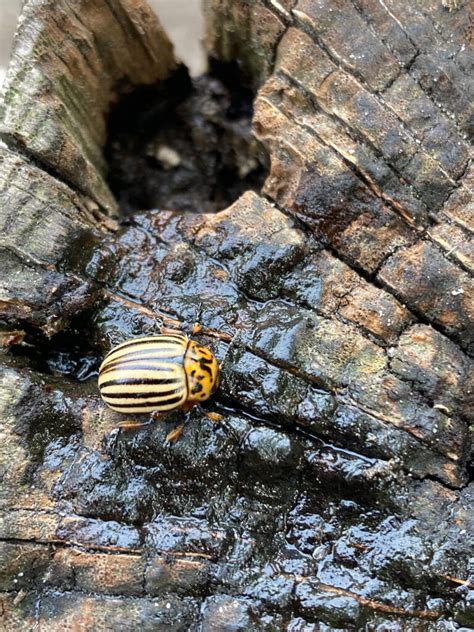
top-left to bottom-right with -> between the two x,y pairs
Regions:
98,332 -> 219,414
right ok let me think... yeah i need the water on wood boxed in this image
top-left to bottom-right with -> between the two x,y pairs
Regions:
2,48 -> 472,632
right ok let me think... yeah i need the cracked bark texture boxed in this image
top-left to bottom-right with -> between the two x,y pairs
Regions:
1,0 -> 473,630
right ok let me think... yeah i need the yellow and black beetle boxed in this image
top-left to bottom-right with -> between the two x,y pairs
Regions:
98,332 -> 220,415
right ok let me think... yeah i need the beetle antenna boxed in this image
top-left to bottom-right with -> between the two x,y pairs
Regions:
189,301 -> 205,336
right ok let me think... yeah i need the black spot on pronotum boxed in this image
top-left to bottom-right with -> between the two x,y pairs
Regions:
192,383 -> 203,394
199,361 -> 213,376
198,374 -> 204,380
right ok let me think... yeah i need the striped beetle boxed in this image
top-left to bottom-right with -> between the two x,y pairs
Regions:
98,332 -> 220,415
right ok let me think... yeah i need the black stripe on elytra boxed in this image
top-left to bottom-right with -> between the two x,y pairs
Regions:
109,394 -> 184,409
103,388 -> 183,400
101,358 -> 180,375
103,347 -> 184,367
104,335 -> 186,358
100,377 -> 181,389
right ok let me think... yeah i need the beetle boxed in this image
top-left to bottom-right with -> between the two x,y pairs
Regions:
98,332 -> 220,415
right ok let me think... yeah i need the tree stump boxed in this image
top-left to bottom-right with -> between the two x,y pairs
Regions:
0,0 -> 473,629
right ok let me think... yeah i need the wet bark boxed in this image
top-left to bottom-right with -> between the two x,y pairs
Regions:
1,0 -> 473,630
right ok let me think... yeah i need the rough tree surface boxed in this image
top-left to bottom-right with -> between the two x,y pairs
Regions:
0,0 -> 473,630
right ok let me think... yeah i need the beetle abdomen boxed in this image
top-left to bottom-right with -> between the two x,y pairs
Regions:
98,334 -> 188,413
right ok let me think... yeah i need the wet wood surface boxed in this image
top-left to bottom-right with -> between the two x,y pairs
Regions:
0,0 -> 473,629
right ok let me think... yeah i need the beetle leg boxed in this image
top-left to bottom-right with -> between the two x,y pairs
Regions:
160,317 -> 232,343
161,325 -> 182,335
150,410 -> 164,422
204,411 -> 223,425
165,409 -> 193,444
117,419 -> 152,431
165,424 -> 185,443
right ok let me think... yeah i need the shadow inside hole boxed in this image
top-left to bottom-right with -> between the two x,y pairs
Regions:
105,61 -> 269,216
8,314 -> 101,382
